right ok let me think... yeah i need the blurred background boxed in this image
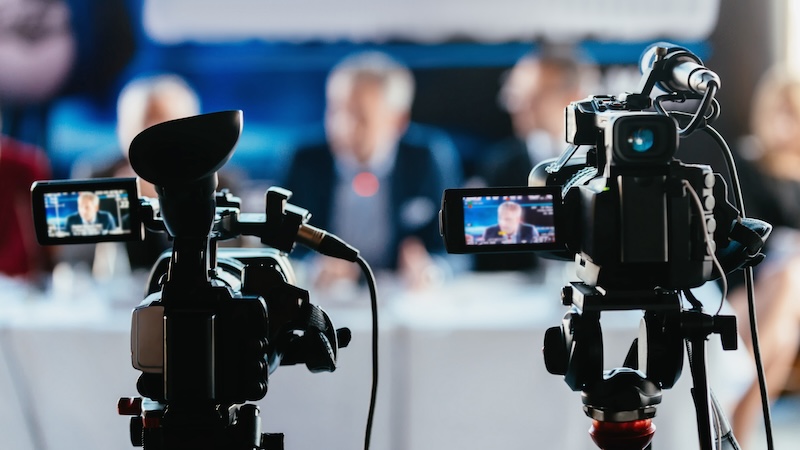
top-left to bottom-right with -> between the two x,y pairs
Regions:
1,1 -> 800,450
2,0 -> 764,182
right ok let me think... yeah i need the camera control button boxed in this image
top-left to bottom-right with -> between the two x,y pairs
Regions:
703,195 -> 715,211
706,218 -> 717,233
704,173 -> 715,188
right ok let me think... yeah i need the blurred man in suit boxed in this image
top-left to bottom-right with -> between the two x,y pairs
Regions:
474,46 -> 597,272
283,52 -> 452,289
111,74 -> 201,199
483,45 -> 598,187
80,74 -> 201,271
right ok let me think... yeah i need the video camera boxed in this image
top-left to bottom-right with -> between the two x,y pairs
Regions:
442,86 -> 744,291
31,110 -> 369,450
441,44 -> 772,450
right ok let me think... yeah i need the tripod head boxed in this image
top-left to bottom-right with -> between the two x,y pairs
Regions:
543,284 -> 742,450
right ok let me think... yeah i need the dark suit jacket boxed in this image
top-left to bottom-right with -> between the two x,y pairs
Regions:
282,140 -> 446,270
481,137 -> 533,188
66,210 -> 116,233
482,223 -> 538,243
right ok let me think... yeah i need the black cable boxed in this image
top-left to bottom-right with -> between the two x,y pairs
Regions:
654,92 -> 692,117
682,288 -> 704,311
653,95 -> 669,117
743,265 -> 773,449
708,98 -> 722,124
356,256 -> 378,450
301,229 -> 378,449
682,180 -> 729,316
703,125 -> 776,450
655,86 -> 719,136
679,83 -> 718,136
702,127 -> 744,214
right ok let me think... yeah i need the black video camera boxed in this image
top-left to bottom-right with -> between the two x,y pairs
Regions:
31,111 -> 358,450
442,106 -> 732,290
441,43 -> 772,450
442,53 -> 759,292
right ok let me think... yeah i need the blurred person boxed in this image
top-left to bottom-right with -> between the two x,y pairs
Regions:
481,45 -> 598,187
103,74 -> 201,198
0,115 -> 53,281
76,74 -> 201,271
283,51 -> 451,290
725,65 -> 800,443
474,46 -> 597,272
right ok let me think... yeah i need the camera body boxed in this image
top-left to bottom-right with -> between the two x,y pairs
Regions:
31,178 -> 345,403
441,94 -> 739,291
560,96 -> 736,290
32,111 -> 350,449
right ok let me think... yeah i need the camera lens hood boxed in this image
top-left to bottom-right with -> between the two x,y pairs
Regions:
129,110 -> 243,187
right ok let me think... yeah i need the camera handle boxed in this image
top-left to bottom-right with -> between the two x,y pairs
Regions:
543,284 -> 738,450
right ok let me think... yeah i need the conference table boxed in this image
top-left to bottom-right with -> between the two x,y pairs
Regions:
0,267 -> 751,450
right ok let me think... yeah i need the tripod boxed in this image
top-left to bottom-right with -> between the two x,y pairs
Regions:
543,282 -> 738,450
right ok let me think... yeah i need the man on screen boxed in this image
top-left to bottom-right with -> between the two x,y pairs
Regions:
65,192 -> 116,236
482,201 -> 539,244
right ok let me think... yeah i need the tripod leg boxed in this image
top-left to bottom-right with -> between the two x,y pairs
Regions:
687,336 -> 714,450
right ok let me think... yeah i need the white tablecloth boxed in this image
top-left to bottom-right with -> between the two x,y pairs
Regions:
0,273 -> 751,450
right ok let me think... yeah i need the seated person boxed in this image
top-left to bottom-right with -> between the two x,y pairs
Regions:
66,192 -> 116,235
0,131 -> 53,280
725,65 -> 800,443
482,201 -> 539,244
283,51 -> 452,289
473,45 -> 597,272
70,74 -> 201,271
481,45 -> 597,187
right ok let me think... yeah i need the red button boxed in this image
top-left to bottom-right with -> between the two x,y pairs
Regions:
117,397 -> 142,416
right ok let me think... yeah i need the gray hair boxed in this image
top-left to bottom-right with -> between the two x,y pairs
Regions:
78,191 -> 99,207
498,201 -> 522,215
499,45 -> 599,109
326,51 -> 415,112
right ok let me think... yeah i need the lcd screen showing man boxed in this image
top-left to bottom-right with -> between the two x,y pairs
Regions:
463,194 -> 556,246
44,189 -> 131,238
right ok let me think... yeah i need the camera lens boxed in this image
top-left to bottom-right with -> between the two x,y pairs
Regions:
628,128 -> 655,153
612,115 -> 677,165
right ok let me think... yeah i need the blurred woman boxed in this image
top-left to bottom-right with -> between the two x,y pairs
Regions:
728,65 -> 800,443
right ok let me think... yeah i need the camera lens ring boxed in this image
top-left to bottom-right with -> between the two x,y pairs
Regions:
611,115 -> 677,165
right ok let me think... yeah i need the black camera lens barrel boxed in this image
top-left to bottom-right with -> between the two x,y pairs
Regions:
609,115 -> 678,166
